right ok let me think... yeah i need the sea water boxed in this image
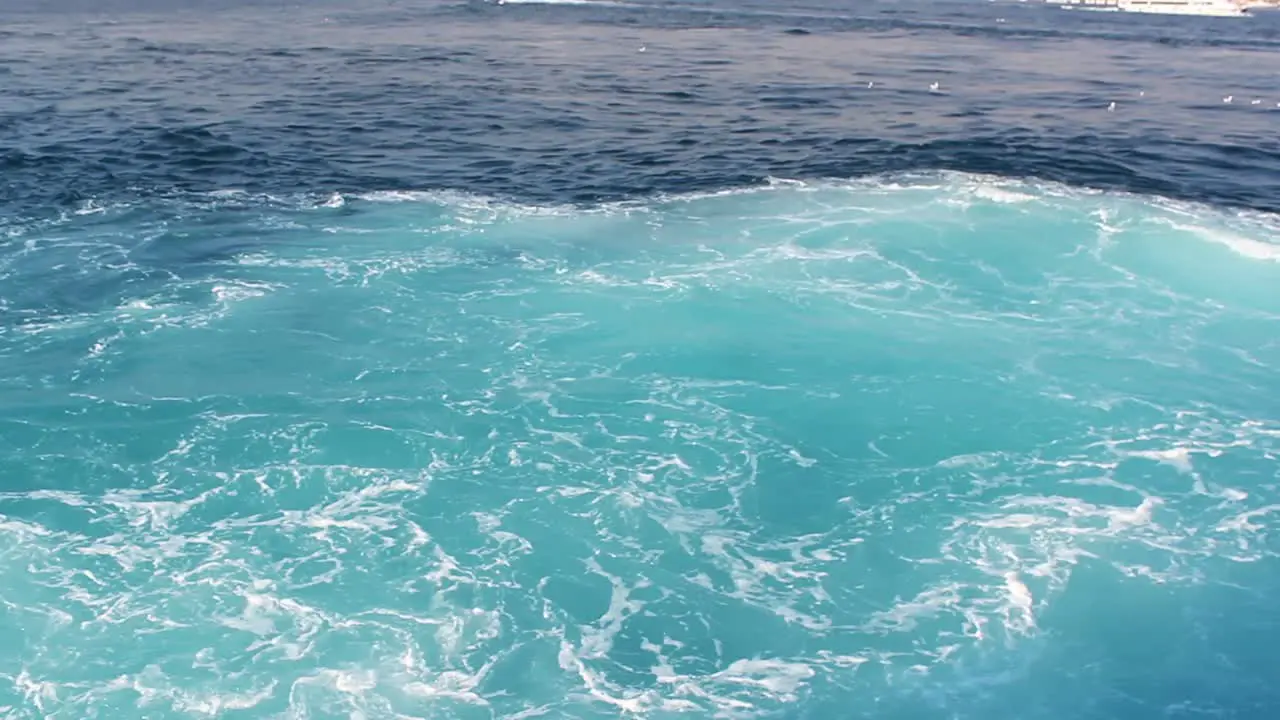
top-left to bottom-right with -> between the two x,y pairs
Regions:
3,174 -> 1278,718
2,1 -> 1280,718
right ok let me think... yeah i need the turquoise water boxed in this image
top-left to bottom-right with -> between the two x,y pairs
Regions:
3,174 -> 1278,718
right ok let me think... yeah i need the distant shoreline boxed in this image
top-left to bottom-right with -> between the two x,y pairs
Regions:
1042,0 -> 1276,16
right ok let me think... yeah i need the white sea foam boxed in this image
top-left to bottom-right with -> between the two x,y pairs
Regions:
496,0 -> 634,6
971,185 -> 1038,204
211,280 -> 278,303
1145,217 -> 1280,261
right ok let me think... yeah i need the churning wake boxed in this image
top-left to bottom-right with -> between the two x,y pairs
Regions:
1,173 -> 1278,719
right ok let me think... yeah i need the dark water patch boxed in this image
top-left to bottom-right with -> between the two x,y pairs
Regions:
1,0 -> 1279,216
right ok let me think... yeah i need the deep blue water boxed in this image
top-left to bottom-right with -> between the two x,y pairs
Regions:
2,1 -> 1279,718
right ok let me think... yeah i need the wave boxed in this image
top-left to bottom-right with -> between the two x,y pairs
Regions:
5,172 -> 1280,262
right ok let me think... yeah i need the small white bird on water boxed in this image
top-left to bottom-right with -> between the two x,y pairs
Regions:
1108,101 -> 1116,112
1251,99 -> 1261,105
929,82 -> 940,92
867,81 -> 874,88
1223,95 -> 1233,103
638,45 -> 646,52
